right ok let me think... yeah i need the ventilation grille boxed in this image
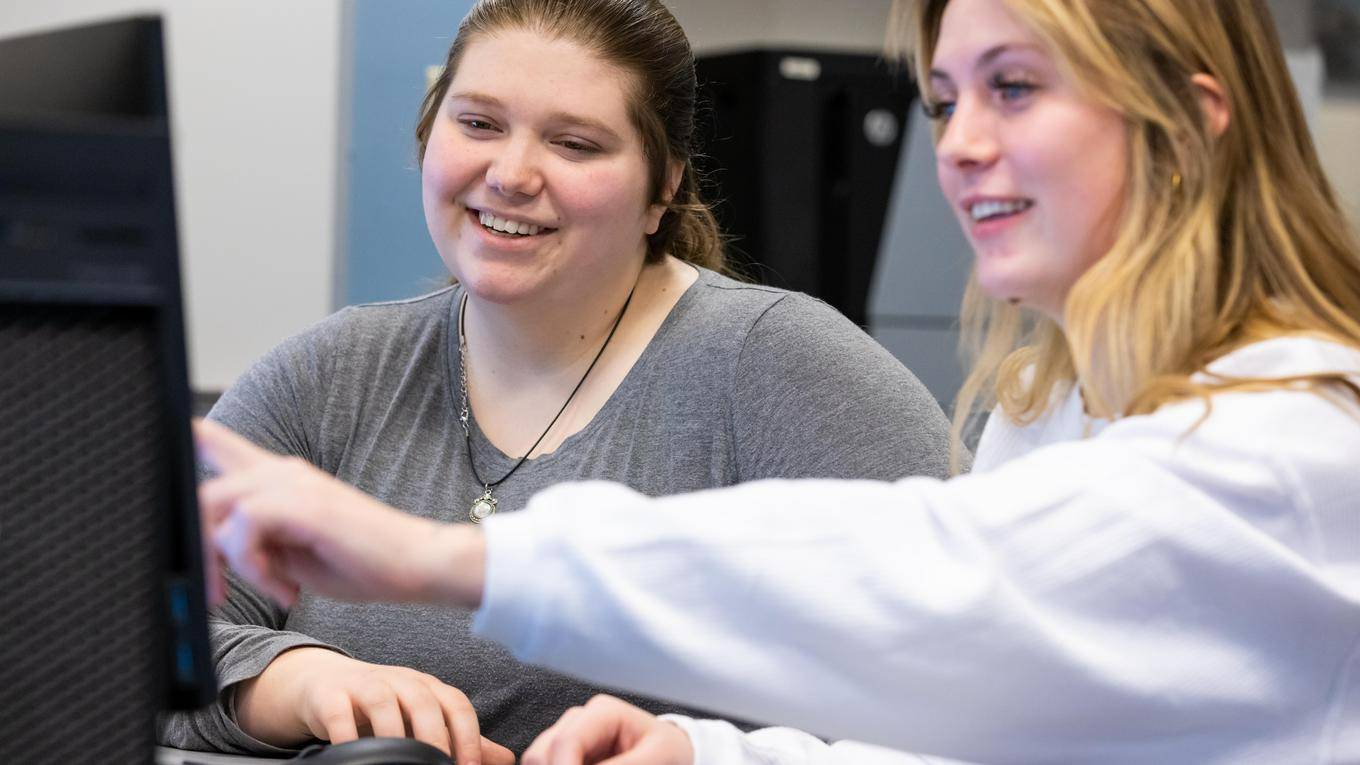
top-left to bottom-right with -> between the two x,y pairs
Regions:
0,303 -> 163,764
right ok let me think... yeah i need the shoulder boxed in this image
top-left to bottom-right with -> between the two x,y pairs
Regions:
692,268 -> 856,330
680,268 -> 897,362
671,268 -> 794,337
251,287 -> 454,369
1099,336 -> 1360,522
644,268 -> 826,372
313,286 -> 456,347
213,287 -> 457,463
227,287 -> 455,403
1131,335 -> 1360,446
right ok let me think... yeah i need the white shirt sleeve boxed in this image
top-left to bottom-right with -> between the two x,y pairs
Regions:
473,376 -> 1360,763
660,714 -> 952,765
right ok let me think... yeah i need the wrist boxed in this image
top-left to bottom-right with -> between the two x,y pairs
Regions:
421,522 -> 486,609
237,647 -> 345,745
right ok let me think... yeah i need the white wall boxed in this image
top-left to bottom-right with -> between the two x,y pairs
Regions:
0,1 -> 341,392
673,0 -> 893,54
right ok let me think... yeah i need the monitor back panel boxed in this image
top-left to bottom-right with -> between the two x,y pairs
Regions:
0,303 -> 165,764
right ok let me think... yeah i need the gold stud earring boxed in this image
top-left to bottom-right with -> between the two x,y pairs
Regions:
1171,171 -> 1182,190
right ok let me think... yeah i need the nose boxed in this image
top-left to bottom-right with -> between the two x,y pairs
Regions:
485,135 -> 543,198
934,95 -> 1000,174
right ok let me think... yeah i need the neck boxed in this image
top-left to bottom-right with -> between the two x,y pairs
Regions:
461,262 -> 644,381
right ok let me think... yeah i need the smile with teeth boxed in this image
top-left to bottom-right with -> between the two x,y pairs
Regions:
970,199 -> 1033,222
476,209 -> 551,237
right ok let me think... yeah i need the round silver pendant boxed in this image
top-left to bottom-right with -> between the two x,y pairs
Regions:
470,494 -> 498,523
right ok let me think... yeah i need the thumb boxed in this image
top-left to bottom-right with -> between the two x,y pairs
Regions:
193,418 -> 272,474
213,509 -> 300,608
598,734 -> 691,765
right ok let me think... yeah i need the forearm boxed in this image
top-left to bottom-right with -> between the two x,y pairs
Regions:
235,646 -> 343,746
158,615 -> 345,753
472,456 -> 1340,763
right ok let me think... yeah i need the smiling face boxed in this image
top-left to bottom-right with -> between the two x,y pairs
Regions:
420,29 -> 667,305
928,0 -> 1129,320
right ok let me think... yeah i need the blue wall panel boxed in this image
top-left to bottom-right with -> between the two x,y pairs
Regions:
342,0 -> 474,306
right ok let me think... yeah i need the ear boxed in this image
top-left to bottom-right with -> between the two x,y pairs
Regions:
1190,73 -> 1230,138
645,159 -> 685,236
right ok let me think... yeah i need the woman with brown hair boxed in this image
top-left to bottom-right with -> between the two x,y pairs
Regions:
194,0 -> 1360,762
159,0 -> 952,761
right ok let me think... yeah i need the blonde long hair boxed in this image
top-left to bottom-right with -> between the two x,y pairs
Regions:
892,0 -> 1360,471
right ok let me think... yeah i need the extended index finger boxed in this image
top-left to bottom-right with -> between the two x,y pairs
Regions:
193,417 -> 271,474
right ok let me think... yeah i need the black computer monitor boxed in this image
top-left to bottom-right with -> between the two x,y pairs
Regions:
0,15 -> 216,763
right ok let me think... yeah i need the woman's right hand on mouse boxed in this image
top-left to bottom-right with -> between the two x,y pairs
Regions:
235,646 -> 514,765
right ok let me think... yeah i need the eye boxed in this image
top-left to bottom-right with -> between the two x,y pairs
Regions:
457,117 -> 500,133
989,74 -> 1037,104
554,138 -> 600,155
921,99 -> 955,122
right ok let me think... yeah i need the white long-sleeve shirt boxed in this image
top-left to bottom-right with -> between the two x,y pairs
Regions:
473,336 -> 1360,764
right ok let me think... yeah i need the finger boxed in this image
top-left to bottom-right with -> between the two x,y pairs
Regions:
522,730 -> 551,764
544,696 -> 658,765
199,470 -> 267,531
206,549 -> 225,607
213,510 -> 299,608
480,736 -> 516,765
429,682 -> 483,765
313,693 -> 361,745
259,542 -> 302,608
353,684 -> 406,740
200,502 -> 226,607
395,682 -> 451,756
198,476 -> 238,531
542,708 -> 604,765
546,735 -> 590,765
197,457 -> 294,534
529,703 -> 616,765
522,718 -> 566,765
193,418 -> 272,474
598,735 -> 688,765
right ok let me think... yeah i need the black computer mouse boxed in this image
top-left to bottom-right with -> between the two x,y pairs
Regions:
291,737 -> 455,765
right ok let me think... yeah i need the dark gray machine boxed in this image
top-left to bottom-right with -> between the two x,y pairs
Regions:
0,16 -> 216,764
695,48 -> 970,408
695,49 -> 914,328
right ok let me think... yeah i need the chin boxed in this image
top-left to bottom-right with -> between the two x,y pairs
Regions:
456,278 -> 533,305
454,267 -> 559,306
975,269 -> 1028,304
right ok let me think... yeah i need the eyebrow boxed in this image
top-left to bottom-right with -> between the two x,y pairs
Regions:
447,90 -> 623,141
927,43 -> 1043,85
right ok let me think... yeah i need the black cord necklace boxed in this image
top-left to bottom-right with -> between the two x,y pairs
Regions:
457,284 -> 636,522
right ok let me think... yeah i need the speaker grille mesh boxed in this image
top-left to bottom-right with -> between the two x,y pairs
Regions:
0,303 -> 163,764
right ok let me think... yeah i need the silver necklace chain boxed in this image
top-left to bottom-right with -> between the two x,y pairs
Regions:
457,286 -> 635,522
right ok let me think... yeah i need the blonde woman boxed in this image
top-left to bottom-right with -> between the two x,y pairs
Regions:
196,0 -> 1360,762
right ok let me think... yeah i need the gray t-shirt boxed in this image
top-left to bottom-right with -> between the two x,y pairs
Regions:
160,268 -> 953,755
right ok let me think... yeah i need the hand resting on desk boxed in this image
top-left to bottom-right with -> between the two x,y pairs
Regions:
235,646 -> 512,765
